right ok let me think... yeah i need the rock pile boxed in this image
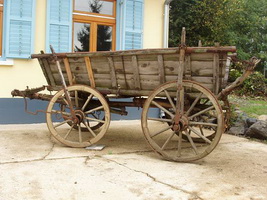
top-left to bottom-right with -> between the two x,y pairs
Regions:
228,113 -> 267,140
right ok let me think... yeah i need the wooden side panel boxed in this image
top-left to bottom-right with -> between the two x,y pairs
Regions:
38,49 -> 229,96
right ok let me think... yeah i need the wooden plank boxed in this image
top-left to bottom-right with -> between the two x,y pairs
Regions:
42,58 -> 56,87
132,55 -> 141,90
84,56 -> 96,88
157,55 -> 165,84
63,58 -> 73,85
184,55 -> 192,80
121,56 -> 129,89
219,54 -> 225,92
38,58 -> 51,86
107,57 -> 117,88
213,53 -> 220,94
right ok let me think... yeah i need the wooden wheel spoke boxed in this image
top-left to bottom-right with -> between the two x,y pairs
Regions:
177,131 -> 183,157
85,106 -> 104,115
189,121 -> 218,127
64,124 -> 74,139
82,120 -> 97,137
151,126 -> 172,138
54,120 -> 72,128
78,124 -> 82,143
51,109 -> 71,116
189,105 -> 214,119
188,126 -> 212,144
63,98 -> 69,106
161,132 -> 175,150
86,117 -> 105,123
152,100 -> 174,118
82,94 -> 93,111
148,117 -> 172,123
186,93 -> 203,116
184,130 -> 198,155
199,126 -> 204,136
164,90 -> 176,110
200,116 -> 217,131
75,91 -> 79,108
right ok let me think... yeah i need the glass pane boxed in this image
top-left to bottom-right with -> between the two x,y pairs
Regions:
97,25 -> 112,51
75,0 -> 113,16
74,22 -> 90,52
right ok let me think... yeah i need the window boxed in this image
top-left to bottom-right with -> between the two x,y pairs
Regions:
73,0 -> 116,52
47,0 -> 144,53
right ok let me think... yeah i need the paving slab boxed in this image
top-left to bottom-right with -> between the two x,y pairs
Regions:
0,120 -> 267,200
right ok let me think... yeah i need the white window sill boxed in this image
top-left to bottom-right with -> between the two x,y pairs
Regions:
0,59 -> 14,66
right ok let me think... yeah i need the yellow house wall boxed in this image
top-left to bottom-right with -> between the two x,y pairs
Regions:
0,0 -> 165,98
0,0 -> 47,98
143,0 -> 164,49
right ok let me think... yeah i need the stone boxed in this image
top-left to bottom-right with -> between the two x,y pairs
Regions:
228,126 -> 245,136
258,115 -> 267,121
245,121 -> 267,140
246,118 -> 258,128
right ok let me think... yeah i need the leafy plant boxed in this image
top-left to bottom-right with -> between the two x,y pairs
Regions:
231,71 -> 267,97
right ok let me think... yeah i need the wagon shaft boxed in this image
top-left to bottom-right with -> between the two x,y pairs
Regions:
11,86 -> 66,105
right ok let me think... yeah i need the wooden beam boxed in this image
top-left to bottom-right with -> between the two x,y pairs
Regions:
213,53 -> 220,94
84,56 -> 96,88
107,56 -> 117,88
132,55 -> 141,90
157,55 -> 165,84
63,58 -> 73,85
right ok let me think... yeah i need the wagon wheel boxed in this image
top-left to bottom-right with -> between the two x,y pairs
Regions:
141,80 -> 224,162
46,85 -> 110,147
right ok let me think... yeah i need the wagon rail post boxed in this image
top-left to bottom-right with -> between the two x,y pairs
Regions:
49,45 -> 78,124
173,27 -> 186,132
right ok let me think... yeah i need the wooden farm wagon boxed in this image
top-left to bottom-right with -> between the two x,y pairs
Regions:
12,29 -> 260,162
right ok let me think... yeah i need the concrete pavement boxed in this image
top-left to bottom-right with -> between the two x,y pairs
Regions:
0,121 -> 267,200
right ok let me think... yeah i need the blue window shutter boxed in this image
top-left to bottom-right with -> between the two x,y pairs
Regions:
5,0 -> 36,58
124,0 -> 143,50
46,0 -> 72,53
117,0 -> 144,50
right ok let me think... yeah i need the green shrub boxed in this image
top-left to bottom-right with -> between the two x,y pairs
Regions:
229,69 -> 267,97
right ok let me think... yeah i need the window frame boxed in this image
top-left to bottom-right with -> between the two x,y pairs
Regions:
73,0 -> 116,18
72,0 -> 116,52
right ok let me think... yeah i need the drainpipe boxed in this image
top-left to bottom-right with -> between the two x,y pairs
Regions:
163,0 -> 173,48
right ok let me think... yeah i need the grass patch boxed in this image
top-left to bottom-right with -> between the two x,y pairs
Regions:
229,96 -> 267,118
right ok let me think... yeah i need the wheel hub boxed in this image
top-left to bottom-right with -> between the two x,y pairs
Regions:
73,110 -> 85,124
172,115 -> 189,132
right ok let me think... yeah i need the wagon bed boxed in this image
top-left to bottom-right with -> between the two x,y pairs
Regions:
32,46 -> 236,97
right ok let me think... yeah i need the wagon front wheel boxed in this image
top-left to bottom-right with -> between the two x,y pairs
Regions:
141,80 -> 224,162
46,85 -> 110,147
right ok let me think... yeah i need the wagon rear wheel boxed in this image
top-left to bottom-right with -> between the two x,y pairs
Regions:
141,80 -> 224,162
46,85 -> 110,147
